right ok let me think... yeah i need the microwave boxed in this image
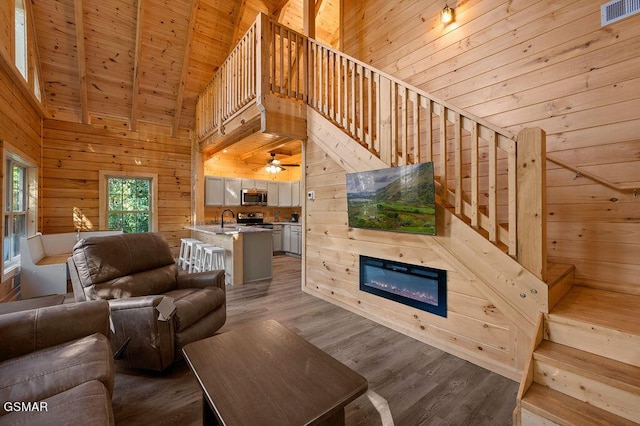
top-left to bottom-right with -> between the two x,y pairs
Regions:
241,189 -> 268,206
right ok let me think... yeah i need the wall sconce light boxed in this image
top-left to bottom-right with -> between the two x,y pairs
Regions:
441,5 -> 454,24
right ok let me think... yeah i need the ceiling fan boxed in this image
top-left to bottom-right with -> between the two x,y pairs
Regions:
265,153 -> 300,173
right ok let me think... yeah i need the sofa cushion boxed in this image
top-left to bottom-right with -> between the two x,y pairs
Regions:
165,287 -> 226,332
0,380 -> 114,426
0,333 -> 114,415
72,233 -> 175,287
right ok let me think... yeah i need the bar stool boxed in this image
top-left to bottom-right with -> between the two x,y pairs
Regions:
192,243 -> 216,273
178,238 -> 202,272
203,245 -> 225,271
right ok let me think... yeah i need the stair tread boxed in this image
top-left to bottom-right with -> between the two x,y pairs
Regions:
546,262 -> 574,286
535,340 -> 640,394
521,383 -> 637,426
551,286 -> 640,336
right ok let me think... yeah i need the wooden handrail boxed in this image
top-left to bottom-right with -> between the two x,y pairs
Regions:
547,154 -> 638,193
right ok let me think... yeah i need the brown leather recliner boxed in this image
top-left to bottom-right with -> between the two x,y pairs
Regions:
67,232 -> 226,371
0,300 -> 114,425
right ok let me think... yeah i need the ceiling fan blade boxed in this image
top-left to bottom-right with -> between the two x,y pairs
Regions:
281,163 -> 300,167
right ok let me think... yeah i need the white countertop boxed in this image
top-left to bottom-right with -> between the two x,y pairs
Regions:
186,225 -> 272,235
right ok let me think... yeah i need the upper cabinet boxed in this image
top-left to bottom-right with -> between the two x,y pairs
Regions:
224,178 -> 242,206
278,181 -> 292,207
267,181 -> 280,206
291,181 -> 301,207
206,176 -> 301,207
242,179 -> 267,190
204,177 -> 224,206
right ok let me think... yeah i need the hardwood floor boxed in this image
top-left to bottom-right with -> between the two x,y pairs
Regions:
112,255 -> 518,425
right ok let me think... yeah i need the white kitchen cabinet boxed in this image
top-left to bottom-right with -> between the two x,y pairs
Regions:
290,225 -> 302,255
281,224 -> 301,255
267,181 -> 279,206
278,181 -> 292,207
242,179 -> 267,190
283,224 -> 291,252
291,181 -> 301,207
272,224 -> 282,252
224,178 -> 241,206
205,176 -> 224,206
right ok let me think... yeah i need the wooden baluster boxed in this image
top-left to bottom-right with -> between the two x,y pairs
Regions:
439,106 -> 448,203
390,82 -> 397,166
374,73 -> 381,157
336,54 -> 340,123
358,64 -> 364,142
287,29 -> 292,98
279,26 -> 284,95
324,47 -> 330,115
422,97 -> 432,162
400,86 -> 408,166
340,58 -> 349,131
410,92 -> 419,164
454,112 -> 462,216
488,130 -> 498,243
329,51 -> 335,120
508,144 -> 517,256
366,69 -> 373,150
470,122 -> 479,228
350,61 -> 356,137
379,76 -> 392,166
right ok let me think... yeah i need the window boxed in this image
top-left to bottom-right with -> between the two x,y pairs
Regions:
14,0 -> 28,81
4,158 -> 28,267
99,172 -> 158,233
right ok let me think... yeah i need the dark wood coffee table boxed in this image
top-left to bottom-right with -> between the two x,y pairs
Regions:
183,320 -> 368,425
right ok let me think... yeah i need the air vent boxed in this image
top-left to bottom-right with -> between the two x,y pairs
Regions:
601,0 -> 640,26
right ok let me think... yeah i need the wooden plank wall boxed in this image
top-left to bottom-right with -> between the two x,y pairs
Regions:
304,139 -> 529,379
0,1 -> 42,302
341,0 -> 640,295
41,120 -> 192,255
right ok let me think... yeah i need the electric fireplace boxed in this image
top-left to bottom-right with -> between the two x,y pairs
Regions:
359,255 -> 447,318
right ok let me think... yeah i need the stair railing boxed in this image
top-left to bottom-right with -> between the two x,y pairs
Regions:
195,13 -> 548,282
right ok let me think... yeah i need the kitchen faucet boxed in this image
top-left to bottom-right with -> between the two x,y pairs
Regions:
220,209 -> 235,228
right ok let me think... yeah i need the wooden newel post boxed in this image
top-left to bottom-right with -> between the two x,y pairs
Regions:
255,13 -> 271,113
517,127 -> 547,282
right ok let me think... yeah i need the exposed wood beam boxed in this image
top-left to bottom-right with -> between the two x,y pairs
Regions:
303,0 -> 315,38
272,0 -> 290,21
229,0 -> 248,50
172,0 -> 200,138
238,136 -> 291,160
73,0 -> 88,123
130,0 -> 145,132
315,0 -> 324,16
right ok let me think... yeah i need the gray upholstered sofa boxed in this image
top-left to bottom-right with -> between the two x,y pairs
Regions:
67,232 -> 226,371
0,300 -> 114,425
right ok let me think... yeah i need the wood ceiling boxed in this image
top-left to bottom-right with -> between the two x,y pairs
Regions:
30,0 -> 339,137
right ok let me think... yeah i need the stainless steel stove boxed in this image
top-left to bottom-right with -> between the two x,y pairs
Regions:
236,212 -> 273,229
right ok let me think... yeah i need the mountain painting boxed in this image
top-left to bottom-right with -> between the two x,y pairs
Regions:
346,162 -> 436,235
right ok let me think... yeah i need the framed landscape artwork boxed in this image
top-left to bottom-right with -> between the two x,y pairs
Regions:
346,162 -> 436,235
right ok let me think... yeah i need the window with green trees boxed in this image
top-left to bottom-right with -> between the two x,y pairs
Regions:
4,160 -> 27,265
107,177 -> 151,233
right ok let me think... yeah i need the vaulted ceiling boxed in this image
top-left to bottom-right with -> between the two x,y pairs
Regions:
30,0 -> 339,137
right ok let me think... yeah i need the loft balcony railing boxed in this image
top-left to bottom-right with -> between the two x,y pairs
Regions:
195,13 -> 547,287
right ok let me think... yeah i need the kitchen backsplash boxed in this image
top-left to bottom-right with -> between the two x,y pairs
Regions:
204,206 -> 301,224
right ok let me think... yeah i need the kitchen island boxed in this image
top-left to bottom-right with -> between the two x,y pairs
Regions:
186,225 -> 273,285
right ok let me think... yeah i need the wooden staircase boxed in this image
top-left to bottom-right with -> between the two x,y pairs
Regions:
516,286 -> 640,425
